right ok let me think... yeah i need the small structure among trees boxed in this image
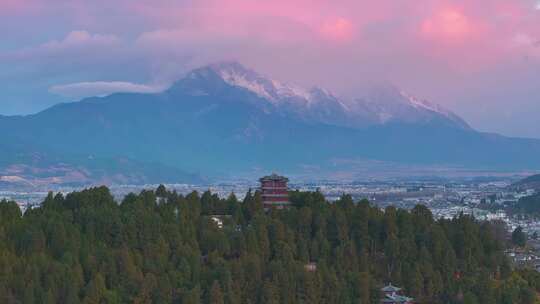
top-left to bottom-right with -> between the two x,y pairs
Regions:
380,284 -> 414,303
304,262 -> 317,272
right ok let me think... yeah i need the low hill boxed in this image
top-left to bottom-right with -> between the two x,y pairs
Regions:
511,174 -> 540,191
0,151 -> 203,189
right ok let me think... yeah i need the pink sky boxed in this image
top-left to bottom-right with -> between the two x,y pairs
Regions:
1,0 -> 540,137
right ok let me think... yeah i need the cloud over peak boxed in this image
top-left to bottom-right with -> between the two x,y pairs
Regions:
49,81 -> 166,100
43,31 -> 119,50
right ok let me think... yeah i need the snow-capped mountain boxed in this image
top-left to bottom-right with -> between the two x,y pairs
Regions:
174,62 -> 352,127
351,84 -> 471,129
181,62 -> 470,130
1,60 -> 540,182
211,62 -> 313,104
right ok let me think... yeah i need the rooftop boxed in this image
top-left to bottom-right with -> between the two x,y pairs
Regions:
259,173 -> 289,182
381,284 -> 402,292
382,295 -> 413,303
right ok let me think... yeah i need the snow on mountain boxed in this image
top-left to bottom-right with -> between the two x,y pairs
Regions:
215,63 -> 279,102
399,91 -> 471,129
350,84 -> 471,129
209,62 -> 314,104
401,90 -> 455,118
180,62 -> 470,130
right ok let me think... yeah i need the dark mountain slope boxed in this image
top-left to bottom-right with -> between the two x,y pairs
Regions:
511,174 -> 540,191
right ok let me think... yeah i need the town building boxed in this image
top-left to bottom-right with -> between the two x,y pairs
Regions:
209,215 -> 232,229
304,262 -> 317,272
380,284 -> 414,303
260,173 -> 290,210
211,216 -> 224,229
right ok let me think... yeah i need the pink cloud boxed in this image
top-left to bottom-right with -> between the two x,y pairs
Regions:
124,1 -> 539,57
129,0 -> 382,46
320,18 -> 355,43
4,0 -> 540,75
0,0 -> 30,10
49,81 -> 165,99
8,0 -> 538,71
421,8 -> 477,43
0,0 -> 42,14
4,30 -> 121,61
42,31 -> 119,50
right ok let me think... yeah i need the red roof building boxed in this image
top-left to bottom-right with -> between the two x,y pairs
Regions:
259,173 -> 290,210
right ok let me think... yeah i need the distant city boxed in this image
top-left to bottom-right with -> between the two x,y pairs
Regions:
3,174 -> 538,237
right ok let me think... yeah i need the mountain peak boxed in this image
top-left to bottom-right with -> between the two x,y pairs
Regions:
172,62 -> 470,130
209,61 -> 254,76
201,61 -> 314,104
360,84 -> 471,129
210,61 -> 282,101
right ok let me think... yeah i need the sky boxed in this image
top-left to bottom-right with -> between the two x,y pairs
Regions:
1,0 -> 540,138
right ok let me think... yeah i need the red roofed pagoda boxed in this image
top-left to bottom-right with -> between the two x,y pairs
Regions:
259,173 -> 290,210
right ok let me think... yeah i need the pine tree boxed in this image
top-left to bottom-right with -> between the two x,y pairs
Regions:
156,184 -> 167,198
512,226 -> 527,247
209,281 -> 224,304
358,272 -> 370,304
82,273 -> 107,304
261,280 -> 280,304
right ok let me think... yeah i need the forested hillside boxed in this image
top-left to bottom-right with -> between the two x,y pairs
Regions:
0,186 -> 539,303
511,174 -> 540,192
508,193 -> 540,218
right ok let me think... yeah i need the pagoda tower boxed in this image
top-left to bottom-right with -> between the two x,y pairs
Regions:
259,173 -> 290,210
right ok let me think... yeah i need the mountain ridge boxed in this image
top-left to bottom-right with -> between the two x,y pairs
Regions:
182,62 -> 472,131
1,61 -> 539,186
511,174 -> 540,191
